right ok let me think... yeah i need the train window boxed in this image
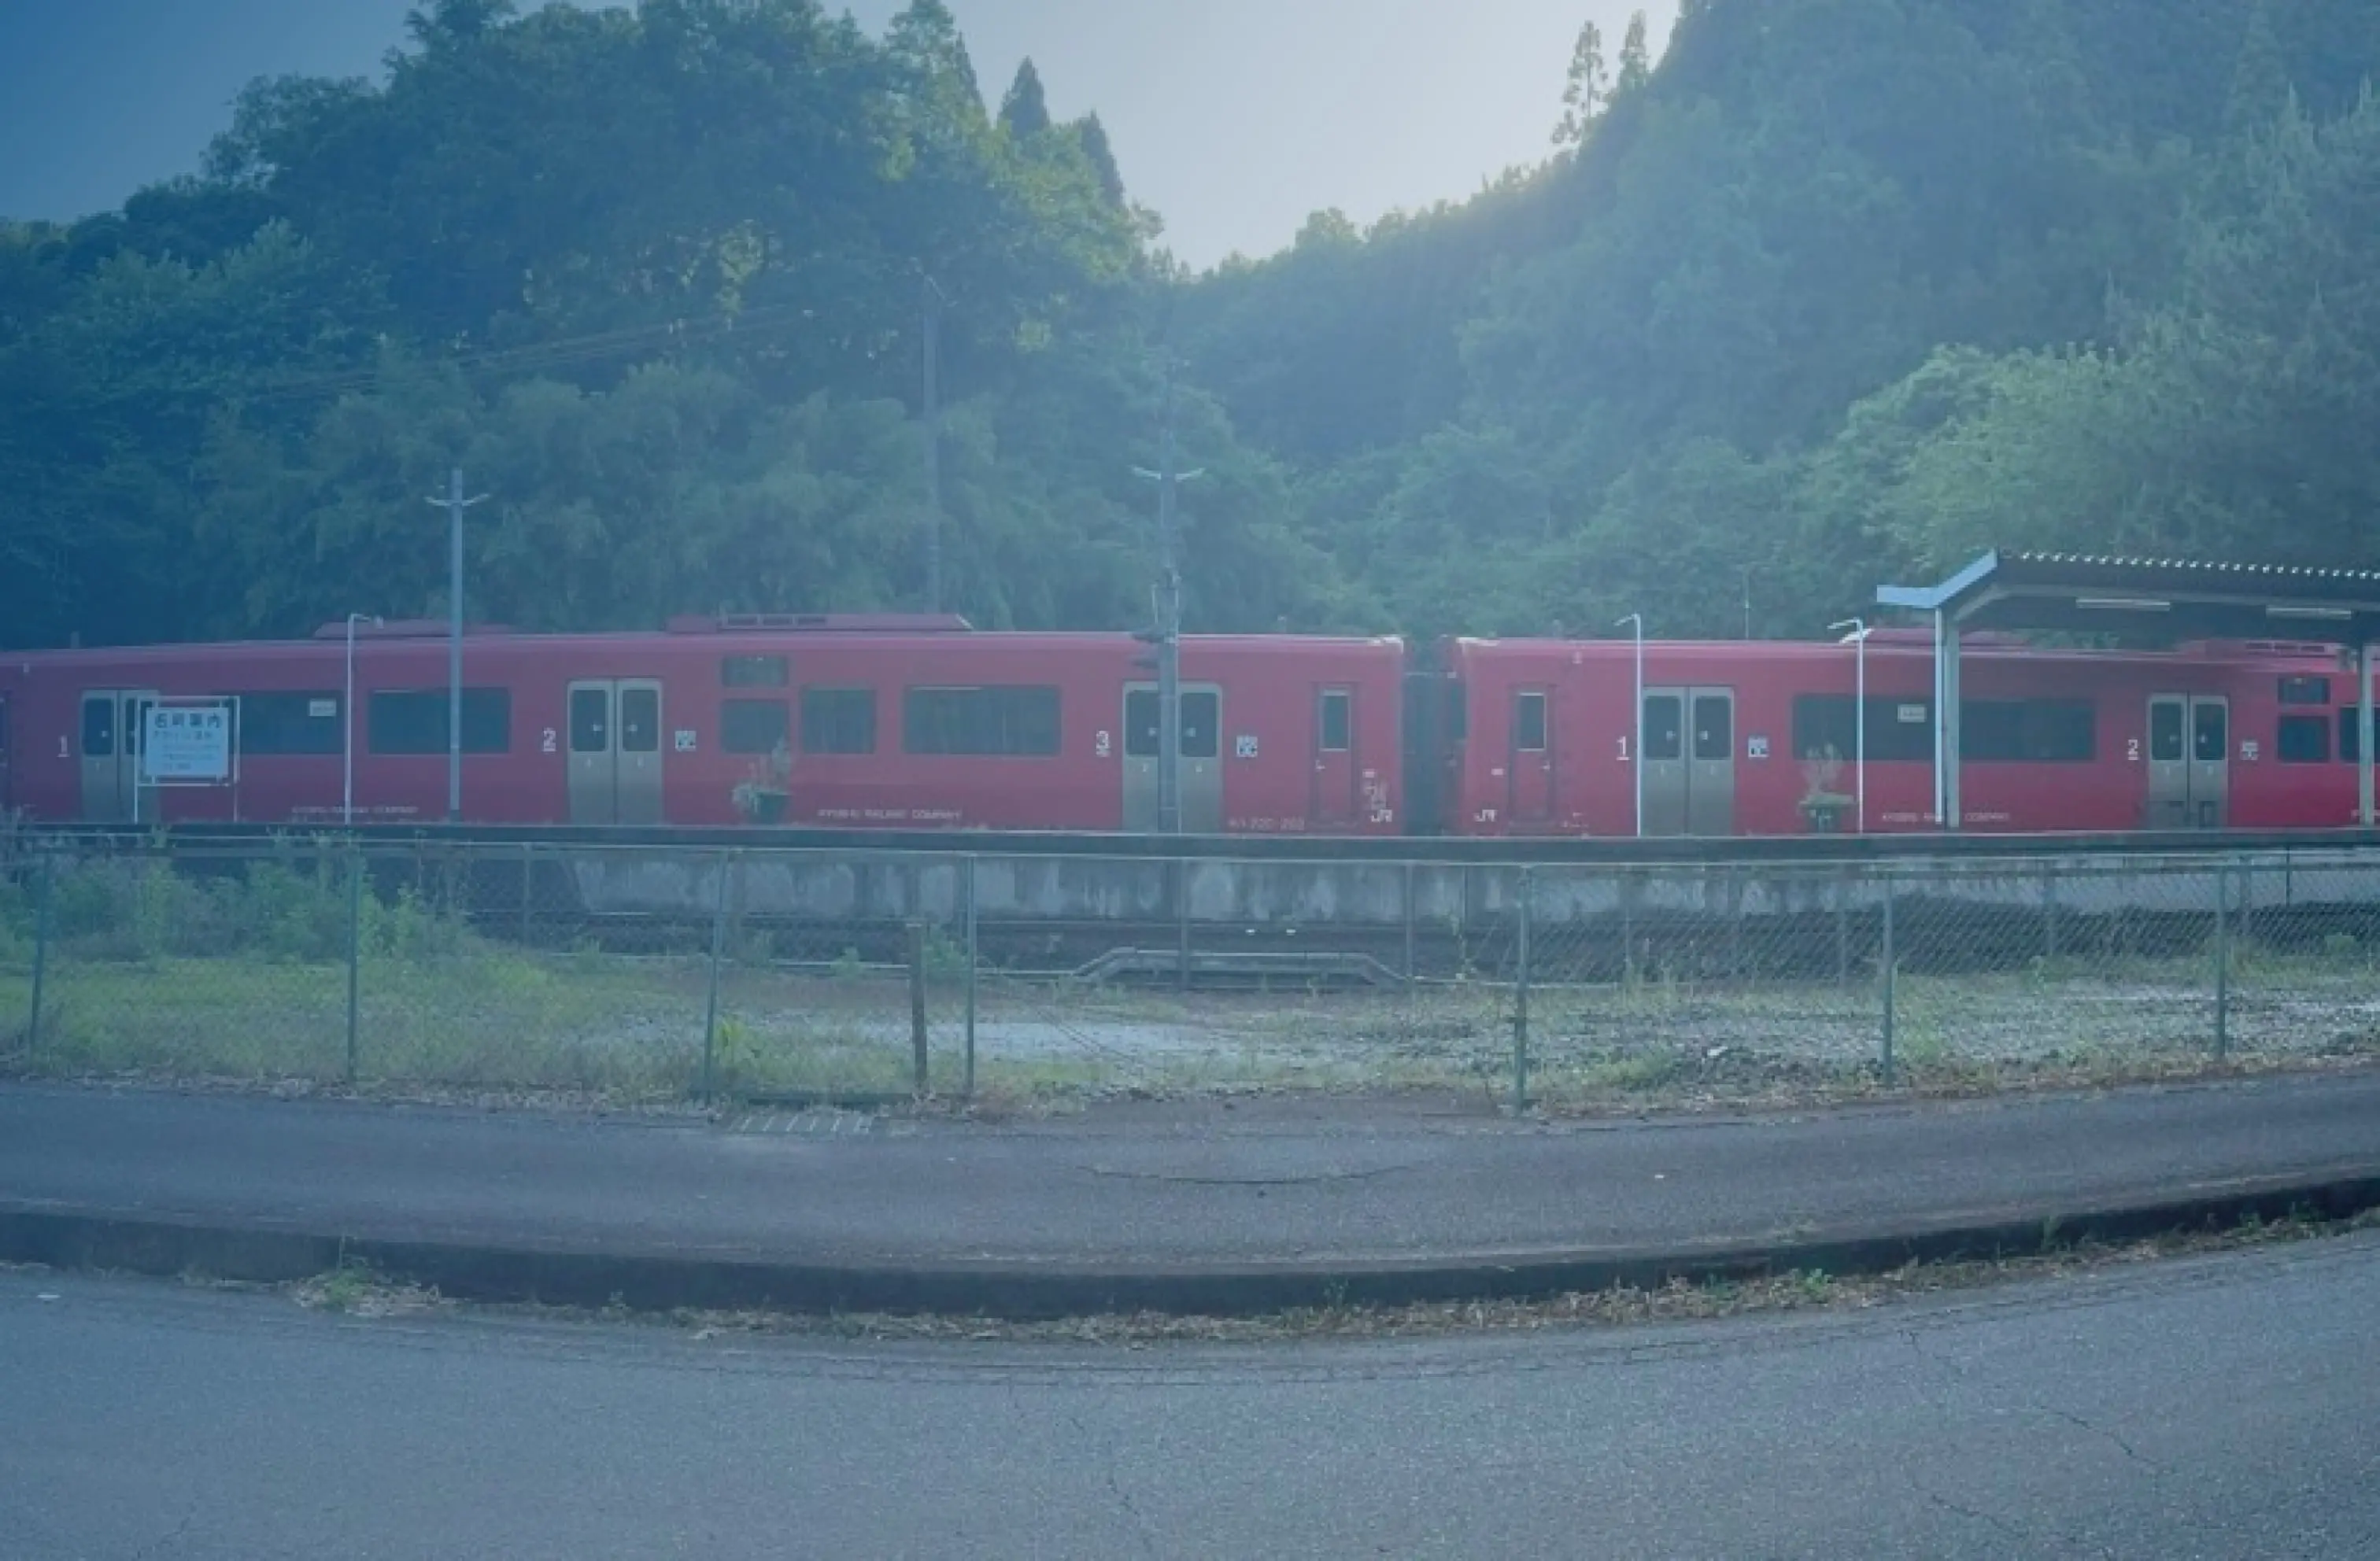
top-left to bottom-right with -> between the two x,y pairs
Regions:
365,690 -> 504,756
1692,695 -> 1731,762
1962,699 -> 2094,762
2194,703 -> 2227,763
2343,708 -> 2368,765
904,686 -> 1062,756
1318,690 -> 1351,753
371,689 -> 512,755
81,697 -> 115,758
569,688 -> 608,753
1513,692 -> 1547,753
1793,696 -> 1856,762
2149,702 -> 2185,762
722,699 -> 790,756
1643,695 -> 1683,761
1445,681 -> 1467,744
1125,691 -> 1160,758
722,656 -> 789,688
1181,692 -> 1220,760
236,692 -> 342,756
619,687 -> 660,754
2279,676 -> 2332,707
2278,715 -> 2330,764
800,688 -> 877,755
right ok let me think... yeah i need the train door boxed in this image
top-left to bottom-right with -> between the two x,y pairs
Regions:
2146,694 -> 2230,829
1506,688 -> 1554,826
1122,684 -> 1225,832
1687,688 -> 1738,836
1312,687 -> 1357,827
79,689 -> 158,822
567,678 -> 666,825
1642,689 -> 1687,836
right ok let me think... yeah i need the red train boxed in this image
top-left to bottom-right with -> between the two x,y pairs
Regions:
0,614 -> 2366,837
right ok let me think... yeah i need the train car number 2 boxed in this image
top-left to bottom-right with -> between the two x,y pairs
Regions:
543,728 -> 558,755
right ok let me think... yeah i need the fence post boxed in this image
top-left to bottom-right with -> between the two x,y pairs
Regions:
908,920 -> 930,1095
963,854 -> 979,1100
1513,865 -> 1532,1113
1879,873 -> 1897,1087
700,852 -> 730,1104
2213,860 -> 2232,1062
345,848 -> 364,1086
1175,858 -> 1192,992
1835,865 -> 1851,987
27,854 -> 52,1055
2042,863 -> 2060,963
519,841 -> 534,946
1402,861 -> 1417,994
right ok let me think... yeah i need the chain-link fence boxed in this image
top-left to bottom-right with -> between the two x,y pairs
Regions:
5,836 -> 2378,1109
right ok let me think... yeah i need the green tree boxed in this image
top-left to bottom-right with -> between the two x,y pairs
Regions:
1617,11 -> 1653,98
1000,57 -> 1052,137
1553,20 -> 1608,146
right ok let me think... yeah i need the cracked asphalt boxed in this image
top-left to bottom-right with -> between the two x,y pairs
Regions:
5,1232 -> 2377,1558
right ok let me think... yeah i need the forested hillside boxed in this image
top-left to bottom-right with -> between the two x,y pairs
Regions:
5,0 -> 2378,651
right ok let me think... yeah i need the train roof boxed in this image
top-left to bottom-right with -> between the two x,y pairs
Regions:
2,622 -> 1406,670
1444,634 -> 2348,667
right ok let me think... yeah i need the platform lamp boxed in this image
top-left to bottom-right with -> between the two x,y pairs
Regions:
1830,618 -> 1867,834
1616,613 -> 1644,838
344,614 -> 382,827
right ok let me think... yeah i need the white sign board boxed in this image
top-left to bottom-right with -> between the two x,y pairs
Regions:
143,704 -> 234,783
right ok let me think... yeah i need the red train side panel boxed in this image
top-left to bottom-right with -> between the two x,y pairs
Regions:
0,624 -> 1406,836
1439,634 -> 2366,838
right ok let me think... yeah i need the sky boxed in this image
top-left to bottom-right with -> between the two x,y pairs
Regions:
0,0 -> 1675,268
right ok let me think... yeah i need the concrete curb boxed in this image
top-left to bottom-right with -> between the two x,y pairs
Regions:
7,1164 -> 2379,1319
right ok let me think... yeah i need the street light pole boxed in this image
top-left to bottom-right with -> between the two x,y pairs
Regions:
1616,614 -> 1643,838
1831,618 -> 1867,834
343,613 -> 381,827
426,468 -> 489,824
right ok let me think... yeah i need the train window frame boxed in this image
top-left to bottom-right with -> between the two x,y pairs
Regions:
235,692 -> 342,757
902,685 -> 1062,758
1961,699 -> 2096,763
619,686 -> 660,755
2194,702 -> 2228,764
722,699 -> 791,757
2343,707 -> 2369,766
1318,689 -> 1352,754
2279,675 -> 2333,707
368,688 -> 513,756
2149,701 -> 2186,763
799,688 -> 877,756
1691,694 -> 1732,763
1643,694 -> 1683,762
721,655 -> 789,689
81,697 -> 116,758
1513,691 -> 1548,754
1124,689 -> 1160,759
2278,714 -> 2331,765
569,688 -> 608,754
1180,690 -> 1220,761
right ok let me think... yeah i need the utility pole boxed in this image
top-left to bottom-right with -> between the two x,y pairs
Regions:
1132,360 -> 1204,834
922,275 -> 948,613
427,467 -> 489,823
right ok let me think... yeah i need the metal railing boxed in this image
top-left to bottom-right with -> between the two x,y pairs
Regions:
4,835 -> 2378,1109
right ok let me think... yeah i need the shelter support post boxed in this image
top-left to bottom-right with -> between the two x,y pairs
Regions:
1934,611 -> 1962,831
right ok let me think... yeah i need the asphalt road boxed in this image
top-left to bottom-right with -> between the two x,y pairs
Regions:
4,1234 -> 2377,1559
6,1074 -> 2380,1269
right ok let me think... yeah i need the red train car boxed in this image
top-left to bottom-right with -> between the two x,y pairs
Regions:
1438,633 -> 2365,837
0,618 -> 1408,836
